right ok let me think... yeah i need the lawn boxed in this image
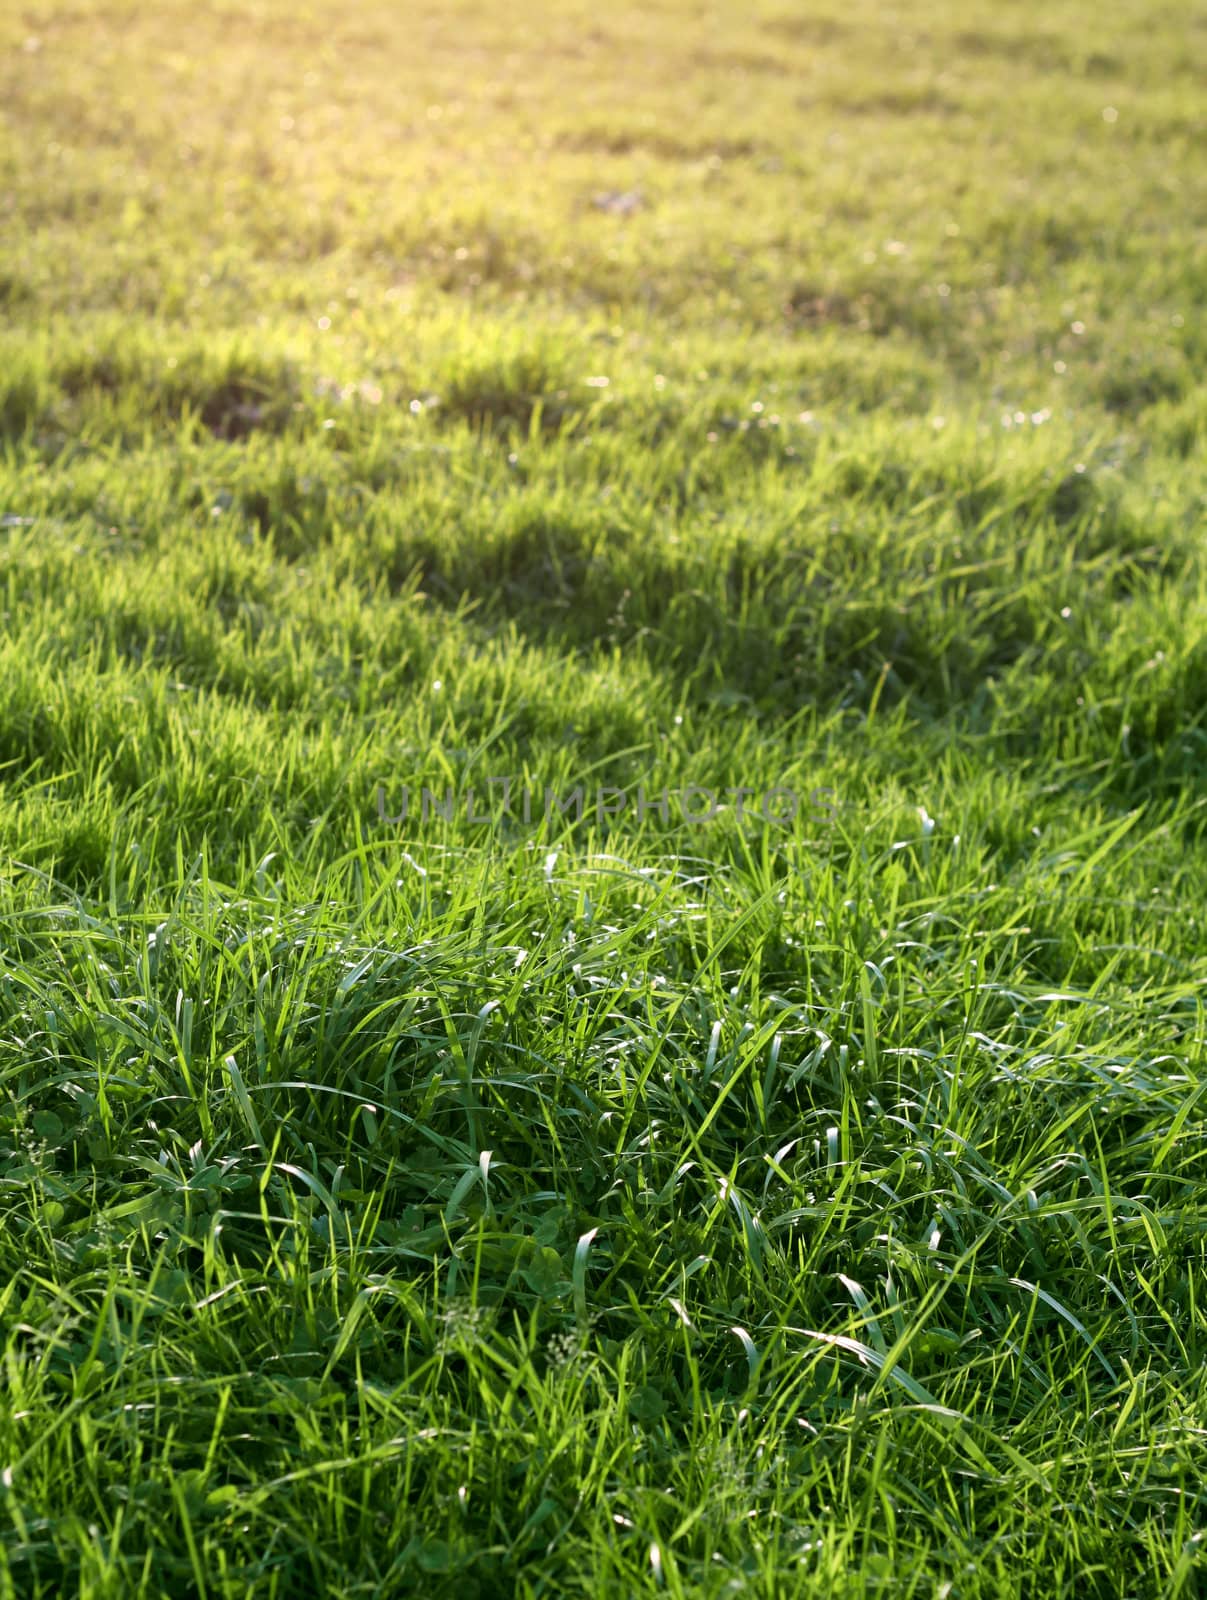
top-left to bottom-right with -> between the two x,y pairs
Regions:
0,0 -> 1205,1594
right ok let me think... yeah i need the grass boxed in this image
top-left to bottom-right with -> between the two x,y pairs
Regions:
0,0 -> 1205,1593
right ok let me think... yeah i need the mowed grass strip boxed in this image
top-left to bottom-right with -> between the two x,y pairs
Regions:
0,0 -> 1204,1595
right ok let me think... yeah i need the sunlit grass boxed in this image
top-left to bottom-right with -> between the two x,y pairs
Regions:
0,0 -> 1205,1594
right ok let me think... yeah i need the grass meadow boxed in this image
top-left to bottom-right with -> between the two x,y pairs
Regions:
0,0 -> 1205,1593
